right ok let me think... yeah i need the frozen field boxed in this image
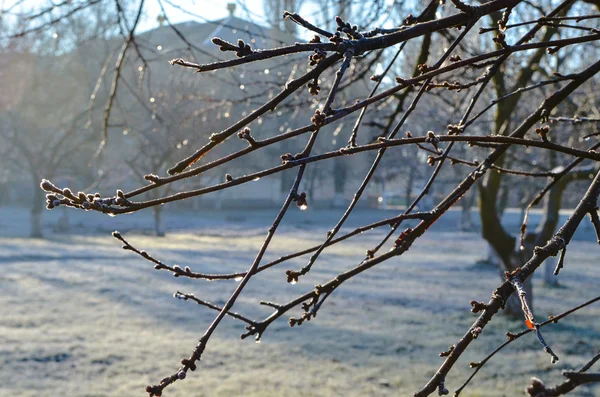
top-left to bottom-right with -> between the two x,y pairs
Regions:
1,206 -> 599,396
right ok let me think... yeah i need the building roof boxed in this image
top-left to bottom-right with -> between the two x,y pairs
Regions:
138,15 -> 299,59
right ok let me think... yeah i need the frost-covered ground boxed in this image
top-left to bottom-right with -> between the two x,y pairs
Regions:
1,206 -> 599,397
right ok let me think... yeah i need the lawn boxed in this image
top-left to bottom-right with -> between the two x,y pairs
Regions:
1,207 -> 599,396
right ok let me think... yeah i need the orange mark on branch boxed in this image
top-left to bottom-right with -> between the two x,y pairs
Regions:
394,228 -> 413,246
189,152 -> 207,167
525,319 -> 534,330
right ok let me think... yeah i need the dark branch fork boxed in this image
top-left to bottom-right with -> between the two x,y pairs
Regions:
347,0 -> 597,265
455,295 -> 600,396
35,31 -> 595,206
170,0 -> 522,75
104,33 -> 600,201
39,133 -> 600,215
118,57 -> 600,396
415,57 -> 600,397
167,0 -> 523,174
34,1 -> 600,396
417,169 -> 600,396
285,19 -> 479,284
144,126 -> 322,396
112,211 -> 432,281
230,60 -> 600,397
142,37 -> 362,394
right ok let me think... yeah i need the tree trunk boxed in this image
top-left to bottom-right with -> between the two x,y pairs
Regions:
56,208 -> 70,233
405,167 -> 414,209
476,11 -> 569,316
30,178 -> 44,238
485,239 -> 531,317
306,166 -> 319,205
0,181 -> 9,206
535,181 -> 565,287
496,184 -> 509,217
485,244 -> 501,267
460,185 -> 476,231
153,206 -> 164,237
332,157 -> 347,208
479,182 -> 528,317
544,258 -> 559,286
31,210 -> 43,238
380,175 -> 387,209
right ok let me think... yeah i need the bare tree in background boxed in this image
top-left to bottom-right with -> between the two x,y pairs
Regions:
0,51 -> 97,237
4,0 -> 600,395
264,0 -> 304,33
361,0 -> 600,313
0,0 -> 128,236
